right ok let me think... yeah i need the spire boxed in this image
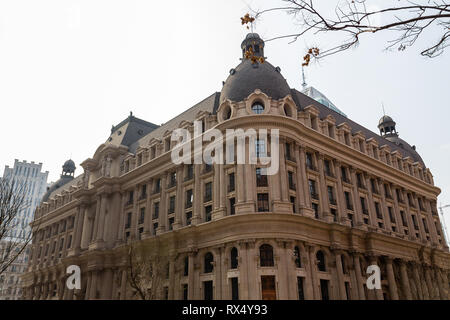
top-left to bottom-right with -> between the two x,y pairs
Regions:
301,65 -> 307,89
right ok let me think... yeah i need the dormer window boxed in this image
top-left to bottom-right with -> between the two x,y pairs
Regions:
252,102 -> 264,114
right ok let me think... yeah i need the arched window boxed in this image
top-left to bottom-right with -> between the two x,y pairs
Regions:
294,246 -> 301,268
230,247 -> 238,269
252,102 -> 264,114
223,105 -> 232,121
204,252 -> 214,273
284,104 -> 293,117
260,244 -> 274,267
316,250 -> 326,272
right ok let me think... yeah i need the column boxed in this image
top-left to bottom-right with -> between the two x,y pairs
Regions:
157,173 -> 167,233
399,260 -> 412,299
317,153 -> 331,221
377,179 -> 392,231
192,165 -> 202,225
299,145 -> 312,211
188,252 -> 196,299
120,269 -> 127,300
71,204 -> 85,255
365,175 -> 378,228
349,167 -> 363,227
392,185 -> 405,236
238,241 -> 249,300
299,242 -> 314,299
334,160 -> 348,225
294,144 -> 306,211
352,252 -> 366,300
308,245 -> 320,299
102,268 -> 113,299
369,255 -> 384,300
89,270 -> 98,299
384,257 -> 399,300
168,256 -> 176,299
173,166 -> 183,229
334,251 -> 347,299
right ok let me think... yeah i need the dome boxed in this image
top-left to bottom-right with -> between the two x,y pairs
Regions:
62,159 -> 76,175
220,33 -> 291,103
220,59 -> 291,103
379,115 -> 395,126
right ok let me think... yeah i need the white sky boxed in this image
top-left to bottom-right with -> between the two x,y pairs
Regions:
1,0 -> 449,239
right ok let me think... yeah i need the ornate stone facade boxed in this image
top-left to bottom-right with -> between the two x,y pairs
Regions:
21,34 -> 449,300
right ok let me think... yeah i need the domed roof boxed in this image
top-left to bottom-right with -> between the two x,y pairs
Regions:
220,59 -> 291,103
379,115 -> 395,125
220,33 -> 291,103
62,159 -> 76,174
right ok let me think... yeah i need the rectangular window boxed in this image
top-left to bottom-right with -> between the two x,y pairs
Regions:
228,173 -> 235,192
205,205 -> 212,222
153,202 -> 159,219
138,227 -> 143,240
320,279 -> 329,300
375,202 -> 382,219
344,192 -> 353,210
256,168 -> 268,187
168,196 -> 176,214
256,139 -> 266,157
204,182 -> 212,202
168,217 -> 174,230
154,179 -> 161,193
324,160 -> 332,177
139,207 -> 145,224
204,281 -> 213,300
288,171 -> 296,190
309,180 -> 318,199
231,277 -> 239,300
285,142 -> 292,160
422,218 -> 429,233
169,172 -> 177,187
125,212 -> 132,229
257,193 -> 269,212
388,207 -> 395,223
185,164 -> 194,181
371,179 -> 378,194
330,208 -> 337,222
290,196 -> 296,213
312,203 -> 319,219
327,186 -> 335,205
360,197 -> 368,214
140,184 -> 147,199
186,189 -> 193,208
400,210 -> 407,227
306,152 -> 314,170
229,198 -> 236,215
152,223 -> 158,235
297,277 -> 305,300
341,167 -> 349,182
186,211 -> 192,225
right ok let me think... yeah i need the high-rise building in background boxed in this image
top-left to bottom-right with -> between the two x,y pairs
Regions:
0,160 -> 48,300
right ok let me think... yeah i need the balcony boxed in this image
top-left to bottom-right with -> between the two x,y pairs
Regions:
289,183 -> 296,191
329,198 -> 337,206
362,208 -> 369,214
139,193 -> 147,201
311,192 -> 319,200
306,164 -> 318,172
325,171 -> 335,178
346,204 -> 354,211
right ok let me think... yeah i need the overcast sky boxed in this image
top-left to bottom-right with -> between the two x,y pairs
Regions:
1,0 -> 449,239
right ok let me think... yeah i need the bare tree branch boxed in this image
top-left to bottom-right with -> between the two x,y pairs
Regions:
247,0 -> 450,64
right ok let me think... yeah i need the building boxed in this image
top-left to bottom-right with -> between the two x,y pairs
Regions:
0,160 -> 48,300
22,33 -> 449,300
